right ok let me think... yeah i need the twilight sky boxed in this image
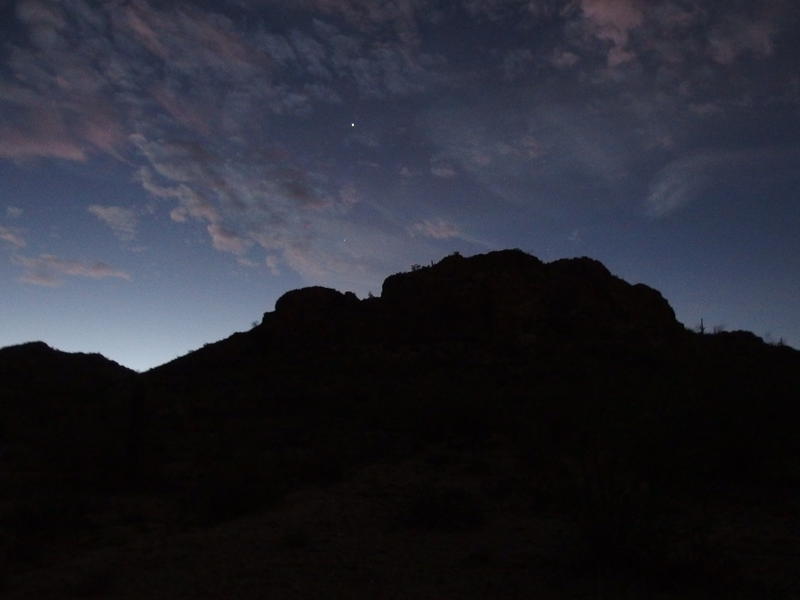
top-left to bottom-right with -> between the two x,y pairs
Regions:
1,0 -> 799,371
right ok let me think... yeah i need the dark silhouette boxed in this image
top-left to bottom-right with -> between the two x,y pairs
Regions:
1,250 -> 798,598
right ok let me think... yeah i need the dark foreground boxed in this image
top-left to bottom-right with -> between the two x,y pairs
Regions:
2,250 -> 799,598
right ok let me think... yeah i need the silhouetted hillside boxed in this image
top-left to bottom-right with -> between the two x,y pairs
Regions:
0,342 -> 137,491
2,250 -> 799,598
0,341 -> 135,431
0,341 -> 132,384
149,250 -> 684,383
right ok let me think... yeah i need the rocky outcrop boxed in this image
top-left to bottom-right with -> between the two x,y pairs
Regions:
273,286 -> 358,320
376,250 -> 680,348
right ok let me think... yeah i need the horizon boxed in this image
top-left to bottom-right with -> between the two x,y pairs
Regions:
2,1 -> 799,371
3,247 -> 796,373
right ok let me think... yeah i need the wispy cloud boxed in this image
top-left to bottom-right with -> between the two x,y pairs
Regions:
265,254 -> 281,275
0,0 -> 451,277
0,121 -> 87,162
643,149 -> 793,218
645,154 -> 717,218
430,162 -> 457,178
410,218 -> 461,240
708,16 -> 778,65
207,223 -> 251,255
15,254 -> 132,286
2,0 -> 798,285
0,226 -> 26,249
88,205 -> 138,241
6,206 -> 23,219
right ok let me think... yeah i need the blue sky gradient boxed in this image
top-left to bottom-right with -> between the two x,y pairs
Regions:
1,0 -> 798,370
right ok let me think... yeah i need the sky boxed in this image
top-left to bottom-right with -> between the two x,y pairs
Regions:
1,0 -> 799,371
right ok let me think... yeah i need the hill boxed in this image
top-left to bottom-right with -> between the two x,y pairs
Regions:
1,250 -> 799,598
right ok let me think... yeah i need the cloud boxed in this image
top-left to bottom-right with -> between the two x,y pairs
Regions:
0,226 -> 26,248
304,0 -> 427,44
207,223 -> 251,255
580,0 -> 643,66
410,218 -> 461,239
6,206 -> 23,218
430,163 -> 457,178
462,0 -> 540,21
643,149 -> 785,218
15,254 -> 132,286
551,50 -> 579,68
422,105 -> 597,208
3,0 -> 798,288
645,154 -> 715,218
399,165 -> 416,177
265,254 -> 281,275
708,17 -> 778,65
339,184 -> 360,206
0,1 -> 414,278
236,256 -> 259,267
0,120 -> 86,161
644,148 -> 800,218
88,205 -> 138,241
689,102 -> 723,116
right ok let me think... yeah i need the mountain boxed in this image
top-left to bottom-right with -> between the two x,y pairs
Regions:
2,250 -> 799,599
144,249 -> 687,416
0,342 -> 136,492
0,340 -> 132,383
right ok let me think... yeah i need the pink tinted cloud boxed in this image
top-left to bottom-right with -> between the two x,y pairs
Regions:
126,2 -> 266,70
1,71 -> 124,158
0,226 -> 26,248
0,103 -> 88,161
581,0 -> 643,38
151,86 -> 212,136
580,0 -> 643,66
0,124 -> 85,161
81,112 -> 127,154
16,254 -> 131,286
125,4 -> 169,59
136,167 -> 220,224
176,9 -> 256,66
169,191 -> 219,224
207,223 -> 251,255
